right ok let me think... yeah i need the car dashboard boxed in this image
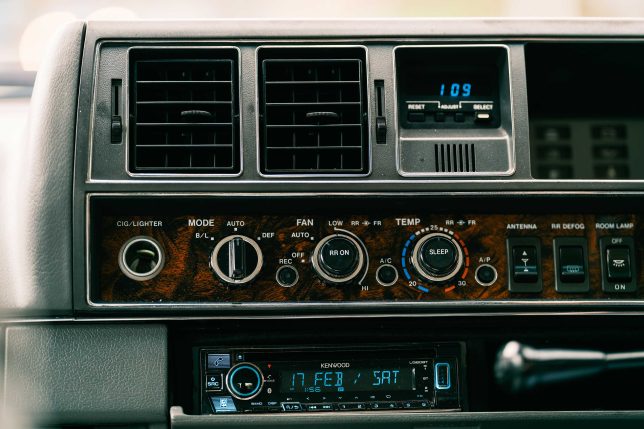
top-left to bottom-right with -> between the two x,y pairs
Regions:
2,18 -> 644,429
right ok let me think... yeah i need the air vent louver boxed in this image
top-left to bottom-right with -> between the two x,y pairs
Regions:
434,143 -> 476,173
129,49 -> 240,174
258,48 -> 369,174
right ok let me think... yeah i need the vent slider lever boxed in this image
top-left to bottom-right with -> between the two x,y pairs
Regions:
305,111 -> 340,122
180,110 -> 214,122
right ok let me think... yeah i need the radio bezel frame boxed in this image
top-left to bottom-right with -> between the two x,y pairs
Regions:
196,342 -> 466,414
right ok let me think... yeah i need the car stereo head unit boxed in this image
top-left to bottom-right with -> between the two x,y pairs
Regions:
198,343 -> 464,414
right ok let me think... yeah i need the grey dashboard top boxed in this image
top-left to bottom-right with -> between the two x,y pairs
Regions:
85,18 -> 644,38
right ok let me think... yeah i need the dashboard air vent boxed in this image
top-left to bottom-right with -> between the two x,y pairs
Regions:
129,49 -> 240,175
434,143 -> 476,173
258,47 -> 369,175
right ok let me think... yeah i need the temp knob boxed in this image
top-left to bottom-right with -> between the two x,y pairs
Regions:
411,233 -> 464,283
210,235 -> 263,284
312,234 -> 365,284
226,363 -> 264,400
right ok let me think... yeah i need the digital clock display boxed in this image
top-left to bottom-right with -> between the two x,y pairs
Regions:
399,68 -> 496,101
426,71 -> 494,99
280,367 -> 415,393
439,82 -> 472,97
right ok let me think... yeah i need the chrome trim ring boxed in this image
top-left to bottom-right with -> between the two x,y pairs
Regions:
118,236 -> 165,281
311,233 -> 365,284
210,235 -> 263,285
411,233 -> 464,283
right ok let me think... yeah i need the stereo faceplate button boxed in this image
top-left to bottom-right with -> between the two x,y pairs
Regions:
206,374 -> 223,392
210,396 -> 237,413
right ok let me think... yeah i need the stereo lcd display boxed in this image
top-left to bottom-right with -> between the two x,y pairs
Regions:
280,367 -> 415,393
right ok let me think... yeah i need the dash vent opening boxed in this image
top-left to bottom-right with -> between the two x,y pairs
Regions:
258,47 -> 369,175
434,143 -> 476,173
129,48 -> 240,175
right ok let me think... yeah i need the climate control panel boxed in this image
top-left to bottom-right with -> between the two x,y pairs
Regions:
88,196 -> 644,308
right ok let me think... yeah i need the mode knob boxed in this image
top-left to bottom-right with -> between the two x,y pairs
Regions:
312,234 -> 365,284
210,235 -> 263,285
411,233 -> 464,283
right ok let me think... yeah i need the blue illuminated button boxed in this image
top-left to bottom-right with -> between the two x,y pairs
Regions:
434,362 -> 451,390
210,396 -> 237,413
226,363 -> 264,400
207,353 -> 231,370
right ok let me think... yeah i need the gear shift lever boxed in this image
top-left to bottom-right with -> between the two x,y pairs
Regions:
494,341 -> 644,393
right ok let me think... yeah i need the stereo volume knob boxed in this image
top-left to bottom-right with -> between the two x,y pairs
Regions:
411,233 -> 464,283
312,234 -> 365,284
210,235 -> 263,285
226,363 -> 264,400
